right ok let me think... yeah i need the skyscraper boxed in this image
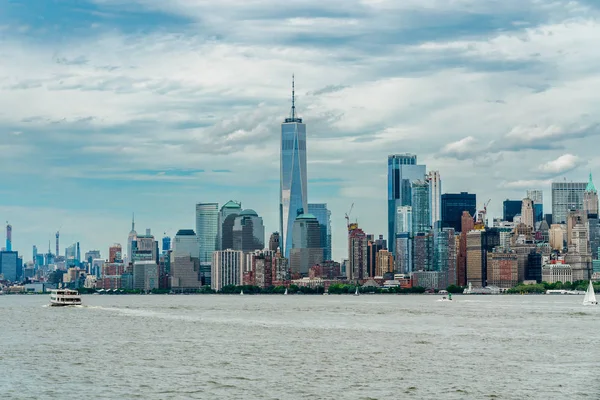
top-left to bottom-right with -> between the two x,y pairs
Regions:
268,232 -> 280,252
441,192 -> 476,233
196,202 -> 219,263
5,223 -> 12,252
171,229 -> 201,290
308,203 -> 332,261
521,198 -> 534,229
457,211 -> 474,286
347,226 -> 368,281
388,154 -> 426,254
502,200 -> 522,222
552,181 -> 586,224
232,209 -> 265,253
289,214 -> 322,276
211,249 -> 243,291
584,173 -> 598,216
411,180 -> 431,234
280,77 -> 308,259
127,214 -> 137,264
526,189 -> 543,224
427,171 -> 442,230
219,200 -> 242,250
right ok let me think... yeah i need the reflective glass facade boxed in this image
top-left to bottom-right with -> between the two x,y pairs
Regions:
308,203 -> 332,261
551,182 -> 586,224
280,121 -> 308,259
441,192 -> 477,232
196,203 -> 219,263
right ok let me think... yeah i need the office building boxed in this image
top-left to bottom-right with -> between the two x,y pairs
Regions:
441,192 -> 477,232
162,236 -> 171,253
211,249 -> 244,291
5,223 -> 12,252
395,232 -> 411,274
387,154 -> 426,253
127,214 -> 137,263
368,235 -> 386,278
308,203 -> 332,261
348,225 -> 368,281
375,249 -> 394,277
526,250 -> 542,283
457,211 -> 474,286
503,200 -> 522,222
487,250 -> 518,288
0,251 -> 18,282
172,229 -> 201,259
411,180 -> 431,233
427,171 -> 442,229
542,262 -> 572,284
396,206 -> 412,235
289,214 -> 322,276
413,232 -> 434,272
280,78 -> 308,259
552,181 -> 586,224
219,200 -> 242,250
133,260 -> 159,292
527,189 -> 544,224
196,202 -> 219,263
132,230 -> 158,263
269,232 -> 280,252
466,230 -> 483,287
521,198 -> 534,229
434,228 -> 457,286
232,209 -> 265,253
109,244 -> 122,263
584,173 -> 598,216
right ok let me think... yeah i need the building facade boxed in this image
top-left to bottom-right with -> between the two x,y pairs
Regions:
503,200 -> 522,223
348,226 -> 368,281
487,250 -> 518,288
441,192 -> 476,233
526,189 -> 544,224
411,180 -> 431,234
427,171 -> 442,229
289,214 -> 322,276
552,182 -> 586,224
232,209 -> 265,253
196,202 -> 219,263
211,249 -> 244,291
308,203 -> 332,261
219,200 -> 242,250
521,198 -> 534,229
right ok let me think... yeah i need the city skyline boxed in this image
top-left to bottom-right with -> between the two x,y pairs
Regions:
2,1 -> 600,261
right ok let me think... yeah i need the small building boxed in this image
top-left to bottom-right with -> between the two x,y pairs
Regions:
542,263 -> 573,284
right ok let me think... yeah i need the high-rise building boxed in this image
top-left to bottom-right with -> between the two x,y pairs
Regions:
109,244 -> 122,263
466,230 -> 483,287
396,206 -> 412,234
280,78 -> 308,259
127,214 -> 137,264
503,200 -> 522,222
196,202 -> 219,263
219,200 -> 242,250
552,181 -> 586,224
308,203 -> 332,261
132,230 -> 158,263
527,189 -> 544,224
394,232 -> 411,274
413,232 -> 434,272
387,154 -> 426,253
162,236 -> 171,253
434,228 -> 457,286
170,229 -> 201,290
441,192 -> 477,232
5,223 -> 12,252
232,209 -> 265,253
32,245 -> 38,266
584,173 -> 598,216
289,214 -> 322,276
487,250 -> 518,288
0,251 -> 18,282
521,198 -> 534,229
458,212 -> 475,286
375,249 -> 394,277
211,249 -> 244,291
347,226 -> 368,281
427,171 -> 442,230
268,232 -> 280,252
133,260 -> 159,292
368,235 -> 386,277
411,180 -> 431,234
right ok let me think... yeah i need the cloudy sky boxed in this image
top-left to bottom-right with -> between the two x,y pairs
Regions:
1,0 -> 600,261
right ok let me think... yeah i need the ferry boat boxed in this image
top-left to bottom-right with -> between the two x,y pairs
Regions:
49,289 -> 82,306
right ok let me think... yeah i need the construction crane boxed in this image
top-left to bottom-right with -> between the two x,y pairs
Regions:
475,199 -> 492,229
345,203 -> 354,231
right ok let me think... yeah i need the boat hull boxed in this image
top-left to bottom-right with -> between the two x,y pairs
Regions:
50,301 -> 82,306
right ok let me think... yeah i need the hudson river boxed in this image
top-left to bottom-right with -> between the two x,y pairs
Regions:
1,295 -> 598,399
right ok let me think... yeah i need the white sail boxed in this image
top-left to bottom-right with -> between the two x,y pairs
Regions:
583,281 -> 597,305
284,288 -> 288,295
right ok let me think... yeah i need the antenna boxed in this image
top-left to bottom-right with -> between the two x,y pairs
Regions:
291,74 -> 296,120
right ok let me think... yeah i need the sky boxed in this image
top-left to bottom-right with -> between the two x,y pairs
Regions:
1,0 -> 600,262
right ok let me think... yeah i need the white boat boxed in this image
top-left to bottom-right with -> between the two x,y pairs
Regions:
50,289 -> 82,306
438,293 -> 453,302
354,287 -> 359,296
284,288 -> 288,295
582,281 -> 598,306
240,289 -> 244,295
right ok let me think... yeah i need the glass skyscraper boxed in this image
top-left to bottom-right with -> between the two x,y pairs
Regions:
551,182 -> 586,224
195,202 -> 219,263
411,180 -> 431,234
441,192 -> 477,232
308,203 -> 332,261
280,78 -> 308,259
387,154 -> 426,254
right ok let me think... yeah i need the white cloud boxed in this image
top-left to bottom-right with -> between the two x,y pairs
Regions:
538,154 -> 584,175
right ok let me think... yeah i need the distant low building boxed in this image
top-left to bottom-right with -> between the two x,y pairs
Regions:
542,263 -> 573,284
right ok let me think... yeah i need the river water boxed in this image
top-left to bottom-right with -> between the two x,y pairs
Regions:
1,294 -> 598,399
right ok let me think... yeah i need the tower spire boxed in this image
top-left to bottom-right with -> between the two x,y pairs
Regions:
291,74 -> 296,120
132,212 -> 135,232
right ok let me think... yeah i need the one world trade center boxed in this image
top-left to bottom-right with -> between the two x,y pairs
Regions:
280,77 -> 308,258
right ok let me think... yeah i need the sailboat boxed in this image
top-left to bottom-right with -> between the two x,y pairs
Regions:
582,281 -> 597,306
354,287 -> 359,296
284,288 -> 288,295
240,289 -> 244,296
